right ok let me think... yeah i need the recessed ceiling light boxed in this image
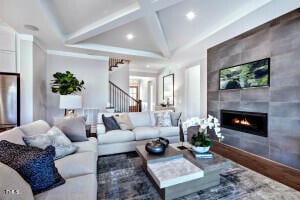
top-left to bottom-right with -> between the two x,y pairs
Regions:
186,11 -> 196,20
24,24 -> 39,31
146,65 -> 150,68
126,33 -> 134,40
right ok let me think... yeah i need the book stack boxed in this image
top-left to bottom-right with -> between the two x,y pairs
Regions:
192,151 -> 214,159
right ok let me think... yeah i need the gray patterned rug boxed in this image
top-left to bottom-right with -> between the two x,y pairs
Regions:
97,152 -> 300,200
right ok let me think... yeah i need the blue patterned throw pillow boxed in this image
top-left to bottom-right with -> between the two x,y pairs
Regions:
0,140 -> 65,194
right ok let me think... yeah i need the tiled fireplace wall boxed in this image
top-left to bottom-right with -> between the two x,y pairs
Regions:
207,9 -> 300,169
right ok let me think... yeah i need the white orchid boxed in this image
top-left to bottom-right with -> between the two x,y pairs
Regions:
183,115 -> 224,142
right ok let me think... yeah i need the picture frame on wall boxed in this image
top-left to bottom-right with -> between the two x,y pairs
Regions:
163,73 -> 174,105
219,58 -> 270,90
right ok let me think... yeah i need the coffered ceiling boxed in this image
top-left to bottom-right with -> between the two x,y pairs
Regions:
0,0 -> 299,71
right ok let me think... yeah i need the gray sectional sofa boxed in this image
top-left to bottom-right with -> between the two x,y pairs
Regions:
97,111 -> 183,155
0,120 -> 98,200
0,111 -> 182,199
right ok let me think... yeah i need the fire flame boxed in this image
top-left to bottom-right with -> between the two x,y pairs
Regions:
233,118 -> 251,126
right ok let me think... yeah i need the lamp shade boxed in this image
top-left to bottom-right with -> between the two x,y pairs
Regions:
59,95 -> 82,109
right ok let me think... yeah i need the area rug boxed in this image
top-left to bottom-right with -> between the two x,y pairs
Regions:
97,152 -> 300,200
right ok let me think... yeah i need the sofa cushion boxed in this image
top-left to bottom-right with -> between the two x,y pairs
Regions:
55,152 -> 97,179
96,124 -> 106,135
0,127 -> 26,145
54,116 -> 88,142
102,115 -> 121,132
128,112 -> 152,127
35,174 -> 97,200
23,127 -> 78,160
114,114 -> 134,130
0,162 -> 34,200
0,140 -> 65,194
73,137 -> 98,154
98,130 -> 135,144
19,120 -> 51,136
133,127 -> 159,140
157,127 -> 179,137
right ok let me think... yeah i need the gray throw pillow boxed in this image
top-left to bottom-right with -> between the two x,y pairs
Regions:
54,116 -> 88,142
170,112 -> 182,126
23,127 -> 78,160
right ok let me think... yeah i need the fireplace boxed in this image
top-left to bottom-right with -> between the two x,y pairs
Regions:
221,110 -> 268,137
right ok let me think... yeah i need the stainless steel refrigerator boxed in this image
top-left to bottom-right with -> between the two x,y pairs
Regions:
0,73 -> 20,132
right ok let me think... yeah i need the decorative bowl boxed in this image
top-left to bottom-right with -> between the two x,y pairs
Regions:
145,137 -> 169,155
192,146 -> 210,153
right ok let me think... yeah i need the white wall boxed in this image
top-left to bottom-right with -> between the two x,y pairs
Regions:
18,39 -> 34,124
33,43 -> 47,121
46,55 -> 108,124
184,65 -> 201,119
157,67 -> 185,114
199,54 -> 207,118
17,36 -> 48,124
0,24 -> 16,72
109,63 -> 129,93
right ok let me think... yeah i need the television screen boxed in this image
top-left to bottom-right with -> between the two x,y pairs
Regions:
219,58 -> 270,90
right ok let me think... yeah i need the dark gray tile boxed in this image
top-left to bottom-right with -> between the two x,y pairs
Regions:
240,139 -> 269,158
220,90 -> 240,102
241,45 -> 271,62
240,101 -> 269,113
242,28 -> 271,50
270,102 -> 300,118
207,80 -> 219,92
219,54 -> 242,69
208,91 -> 219,101
270,149 -> 300,169
207,70 -> 219,82
222,133 -> 241,148
240,88 -> 269,102
270,117 -> 300,136
207,100 -> 219,111
220,101 -> 240,111
270,85 -> 300,102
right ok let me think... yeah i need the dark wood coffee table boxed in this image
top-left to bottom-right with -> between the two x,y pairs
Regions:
136,143 -> 231,200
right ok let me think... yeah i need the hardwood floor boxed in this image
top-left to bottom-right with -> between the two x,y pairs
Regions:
211,141 -> 300,191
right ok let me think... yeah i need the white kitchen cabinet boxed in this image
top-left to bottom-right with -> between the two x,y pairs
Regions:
0,50 -> 16,72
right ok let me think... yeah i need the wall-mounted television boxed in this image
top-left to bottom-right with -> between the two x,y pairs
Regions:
219,58 -> 270,90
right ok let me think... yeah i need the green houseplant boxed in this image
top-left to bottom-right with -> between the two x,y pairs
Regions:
50,71 -> 85,95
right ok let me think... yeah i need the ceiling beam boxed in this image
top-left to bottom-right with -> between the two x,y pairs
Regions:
66,43 -> 164,59
39,0 -> 65,40
47,50 -> 109,61
152,0 -> 184,11
173,0 -> 272,55
65,3 -> 142,44
138,0 -> 170,58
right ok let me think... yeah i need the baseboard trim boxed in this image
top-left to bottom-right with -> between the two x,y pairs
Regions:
211,141 -> 300,191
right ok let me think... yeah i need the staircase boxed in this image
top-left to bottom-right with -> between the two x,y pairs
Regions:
109,81 -> 142,112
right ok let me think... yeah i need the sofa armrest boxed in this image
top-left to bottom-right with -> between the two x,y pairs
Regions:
0,162 -> 34,200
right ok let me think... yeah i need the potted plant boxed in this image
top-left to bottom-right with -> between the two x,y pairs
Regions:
50,71 -> 85,116
50,71 -> 85,95
183,115 -> 224,153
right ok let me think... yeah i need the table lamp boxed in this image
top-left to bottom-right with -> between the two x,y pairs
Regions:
59,95 -> 82,118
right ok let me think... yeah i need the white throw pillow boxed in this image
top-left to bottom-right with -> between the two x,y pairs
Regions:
114,114 -> 134,130
23,127 -> 78,160
155,111 -> 172,127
